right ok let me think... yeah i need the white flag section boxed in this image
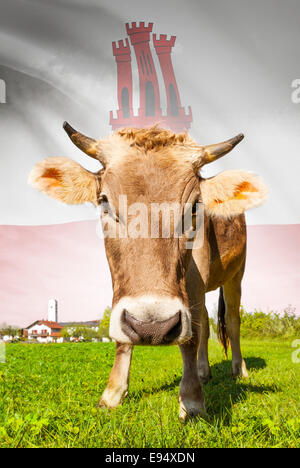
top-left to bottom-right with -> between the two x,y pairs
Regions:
0,0 -> 299,325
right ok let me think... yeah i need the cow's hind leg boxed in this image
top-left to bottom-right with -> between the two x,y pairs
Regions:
197,305 -> 212,383
98,343 -> 133,409
222,271 -> 248,378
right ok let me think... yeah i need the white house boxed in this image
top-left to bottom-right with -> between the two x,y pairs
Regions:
23,320 -> 63,343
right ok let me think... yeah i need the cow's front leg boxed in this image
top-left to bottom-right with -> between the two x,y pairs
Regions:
98,343 -> 133,409
179,339 -> 206,420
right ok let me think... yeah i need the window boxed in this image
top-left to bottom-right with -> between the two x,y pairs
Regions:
142,51 -> 149,76
145,81 -> 155,116
121,87 -> 130,118
139,57 -> 145,75
169,84 -> 178,116
147,55 -> 153,74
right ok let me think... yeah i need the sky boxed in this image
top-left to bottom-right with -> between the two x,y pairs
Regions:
0,0 -> 299,325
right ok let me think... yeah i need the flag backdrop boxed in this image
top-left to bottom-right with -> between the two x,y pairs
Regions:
0,0 -> 299,326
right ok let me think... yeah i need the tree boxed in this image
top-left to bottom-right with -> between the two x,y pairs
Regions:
98,307 -> 112,339
61,328 -> 71,341
0,325 -> 20,340
70,326 -> 98,342
81,327 -> 98,342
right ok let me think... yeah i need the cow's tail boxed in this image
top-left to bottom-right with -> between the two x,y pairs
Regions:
217,287 -> 229,358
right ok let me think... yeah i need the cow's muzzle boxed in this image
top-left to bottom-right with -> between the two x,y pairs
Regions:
109,296 -> 192,345
121,310 -> 182,345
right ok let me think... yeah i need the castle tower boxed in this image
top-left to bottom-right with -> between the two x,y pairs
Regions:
109,39 -> 133,130
48,298 -> 58,323
126,22 -> 162,121
109,22 -> 193,133
153,34 -> 192,132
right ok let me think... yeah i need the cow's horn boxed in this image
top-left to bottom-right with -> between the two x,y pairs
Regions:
198,133 -> 244,167
63,122 -> 107,166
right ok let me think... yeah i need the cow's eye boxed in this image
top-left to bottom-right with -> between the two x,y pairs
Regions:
99,194 -> 110,215
99,194 -> 108,204
99,194 -> 119,221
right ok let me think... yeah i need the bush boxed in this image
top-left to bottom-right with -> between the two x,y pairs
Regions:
240,305 -> 300,338
98,307 -> 112,340
209,305 -> 300,339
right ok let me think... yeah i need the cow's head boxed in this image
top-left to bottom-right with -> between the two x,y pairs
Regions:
29,123 -> 267,345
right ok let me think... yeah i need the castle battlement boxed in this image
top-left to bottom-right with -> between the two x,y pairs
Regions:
112,38 -> 131,56
126,21 -> 153,35
126,22 -> 153,45
153,34 -> 176,52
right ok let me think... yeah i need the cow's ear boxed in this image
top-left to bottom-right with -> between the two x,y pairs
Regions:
28,157 -> 101,205
200,170 -> 268,218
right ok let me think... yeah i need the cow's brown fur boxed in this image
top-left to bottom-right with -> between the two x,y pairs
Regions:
117,125 -> 189,150
29,125 -> 266,419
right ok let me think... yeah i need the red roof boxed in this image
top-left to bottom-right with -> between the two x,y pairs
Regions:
38,321 -> 63,329
26,320 -> 63,330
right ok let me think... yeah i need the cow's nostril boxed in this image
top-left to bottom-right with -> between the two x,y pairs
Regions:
163,311 -> 182,343
121,309 -> 141,344
121,309 -> 182,345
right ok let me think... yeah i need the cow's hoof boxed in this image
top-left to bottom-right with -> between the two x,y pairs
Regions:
179,396 -> 206,421
231,359 -> 249,379
97,396 -> 119,409
97,399 -> 112,409
97,388 -> 128,409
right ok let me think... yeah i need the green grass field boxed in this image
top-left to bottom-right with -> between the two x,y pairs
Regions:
0,339 -> 299,448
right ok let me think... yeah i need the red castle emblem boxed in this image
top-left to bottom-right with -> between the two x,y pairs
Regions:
110,22 -> 192,133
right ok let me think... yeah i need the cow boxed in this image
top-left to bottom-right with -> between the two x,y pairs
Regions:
29,123 -> 267,419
